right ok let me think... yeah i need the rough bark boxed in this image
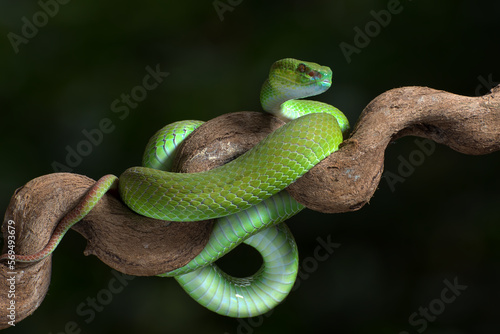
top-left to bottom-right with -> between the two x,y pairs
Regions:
0,174 -> 213,329
1,85 -> 499,328
289,85 -> 500,212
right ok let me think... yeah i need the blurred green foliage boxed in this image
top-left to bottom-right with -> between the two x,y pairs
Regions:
0,0 -> 499,333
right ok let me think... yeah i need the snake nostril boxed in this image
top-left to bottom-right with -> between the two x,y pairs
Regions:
309,71 -> 322,80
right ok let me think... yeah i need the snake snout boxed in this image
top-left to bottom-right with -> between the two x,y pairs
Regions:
321,78 -> 332,87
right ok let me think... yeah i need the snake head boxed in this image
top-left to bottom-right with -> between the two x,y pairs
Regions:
269,58 -> 333,98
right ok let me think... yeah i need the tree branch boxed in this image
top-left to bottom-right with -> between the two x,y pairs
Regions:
288,85 -> 500,212
0,175 -> 213,328
1,85 -> 499,328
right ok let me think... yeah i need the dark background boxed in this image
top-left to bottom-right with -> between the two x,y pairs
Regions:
1,0 -> 499,333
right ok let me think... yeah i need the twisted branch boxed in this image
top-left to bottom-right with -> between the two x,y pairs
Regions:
1,85 -> 499,328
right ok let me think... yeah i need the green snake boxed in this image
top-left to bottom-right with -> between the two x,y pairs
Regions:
1,58 -> 349,317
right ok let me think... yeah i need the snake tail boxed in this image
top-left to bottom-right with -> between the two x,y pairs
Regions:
0,174 -> 118,263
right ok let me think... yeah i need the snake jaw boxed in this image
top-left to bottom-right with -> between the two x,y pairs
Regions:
320,76 -> 332,88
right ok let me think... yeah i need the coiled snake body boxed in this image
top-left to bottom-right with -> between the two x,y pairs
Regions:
1,58 -> 349,317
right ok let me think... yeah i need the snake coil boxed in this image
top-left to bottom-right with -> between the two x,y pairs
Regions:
1,58 -> 349,318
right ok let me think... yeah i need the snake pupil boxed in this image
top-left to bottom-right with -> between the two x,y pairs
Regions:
297,63 -> 307,73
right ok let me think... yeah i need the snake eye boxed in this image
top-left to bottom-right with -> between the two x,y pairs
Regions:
297,63 -> 307,73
